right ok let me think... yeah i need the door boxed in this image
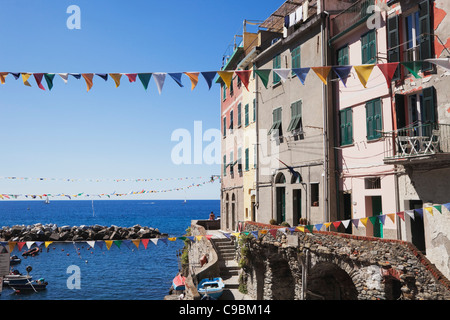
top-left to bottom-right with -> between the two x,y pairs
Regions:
343,193 -> 352,234
293,189 -> 301,226
372,196 -> 383,238
409,200 -> 426,253
276,187 -> 286,223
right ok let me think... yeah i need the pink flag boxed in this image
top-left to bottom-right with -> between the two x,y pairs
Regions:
377,63 -> 399,88
33,73 -> 46,90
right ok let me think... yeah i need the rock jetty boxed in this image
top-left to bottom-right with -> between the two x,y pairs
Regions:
0,224 -> 168,242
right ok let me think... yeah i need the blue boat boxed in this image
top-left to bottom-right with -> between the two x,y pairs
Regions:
197,277 -> 224,299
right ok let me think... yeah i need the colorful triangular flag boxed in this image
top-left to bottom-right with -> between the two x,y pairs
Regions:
21,73 -> 32,87
353,65 -> 375,88
168,73 -> 184,87
235,70 -> 252,91
184,72 -> 200,90
401,61 -> 422,79
254,69 -> 271,88
311,66 -> 332,85
81,73 -> 94,92
153,72 -> 166,94
125,73 -> 137,82
44,73 -> 55,90
377,63 -> 399,88
0,72 -> 8,84
332,66 -> 352,87
273,68 -> 291,82
105,240 -> 113,250
33,73 -> 46,90
217,71 -> 234,88
201,71 -> 217,90
292,67 -> 310,85
138,73 -> 152,90
109,73 -> 122,88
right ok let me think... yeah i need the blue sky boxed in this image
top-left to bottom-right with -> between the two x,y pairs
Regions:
0,0 -> 283,200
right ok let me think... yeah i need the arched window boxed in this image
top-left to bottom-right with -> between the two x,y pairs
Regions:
275,172 -> 286,184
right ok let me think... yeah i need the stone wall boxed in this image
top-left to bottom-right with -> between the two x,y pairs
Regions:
239,221 -> 450,300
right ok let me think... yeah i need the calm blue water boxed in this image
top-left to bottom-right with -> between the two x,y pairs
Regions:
0,199 -> 219,300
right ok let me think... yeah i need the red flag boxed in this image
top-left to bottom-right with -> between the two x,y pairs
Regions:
396,211 -> 405,221
17,242 -> 26,251
332,221 -> 341,230
235,70 -> 251,91
377,63 -> 399,88
33,73 -> 46,90
269,229 -> 278,239
125,73 -> 137,82
141,239 -> 149,249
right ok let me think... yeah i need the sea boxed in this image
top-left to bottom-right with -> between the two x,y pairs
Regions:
0,199 -> 219,300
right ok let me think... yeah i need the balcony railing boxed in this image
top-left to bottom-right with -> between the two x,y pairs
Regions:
383,123 -> 450,163
331,0 -> 375,39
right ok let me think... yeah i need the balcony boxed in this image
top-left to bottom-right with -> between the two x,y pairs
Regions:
383,123 -> 450,165
330,0 -> 375,40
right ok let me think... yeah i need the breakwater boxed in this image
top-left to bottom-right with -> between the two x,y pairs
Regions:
0,223 -> 167,242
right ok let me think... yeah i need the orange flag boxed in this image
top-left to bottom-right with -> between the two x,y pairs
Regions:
82,73 -> 94,92
311,66 -> 332,85
184,72 -> 200,90
109,73 -> 122,88
105,240 -> 113,250
0,72 -> 8,84
217,71 -> 233,88
132,239 -> 140,249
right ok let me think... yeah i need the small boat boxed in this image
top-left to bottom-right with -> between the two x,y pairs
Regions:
10,255 -> 21,265
10,278 -> 48,292
44,196 -> 50,204
22,247 -> 39,257
172,274 -> 186,291
3,271 -> 32,286
197,277 -> 224,300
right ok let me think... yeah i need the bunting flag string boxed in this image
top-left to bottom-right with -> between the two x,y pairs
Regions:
0,175 -> 212,182
0,176 -> 220,200
0,59 -> 447,93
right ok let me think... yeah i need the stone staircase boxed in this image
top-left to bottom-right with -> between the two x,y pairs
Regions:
211,236 -> 240,291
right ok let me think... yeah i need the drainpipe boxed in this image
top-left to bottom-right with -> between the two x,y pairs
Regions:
254,62 -> 260,222
321,10 -> 330,224
301,248 -> 309,300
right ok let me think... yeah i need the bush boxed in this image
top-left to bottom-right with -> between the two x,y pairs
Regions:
269,219 -> 277,225
280,221 -> 290,227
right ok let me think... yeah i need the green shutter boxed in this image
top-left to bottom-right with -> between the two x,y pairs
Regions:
223,155 -> 226,176
337,46 -> 349,66
419,0 -> 433,71
245,148 -> 249,171
422,86 -> 436,124
245,104 -> 249,126
287,101 -> 302,132
268,107 -> 282,135
273,54 -> 281,84
291,46 -> 301,75
253,99 -> 256,122
362,30 -> 376,64
237,103 -> 242,127
387,15 -> 400,80
366,99 -> 382,140
340,108 -> 353,146
223,116 -> 226,137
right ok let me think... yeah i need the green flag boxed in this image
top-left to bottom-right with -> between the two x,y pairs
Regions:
138,73 -> 152,90
254,69 -> 271,89
401,61 -> 422,79
44,73 -> 55,90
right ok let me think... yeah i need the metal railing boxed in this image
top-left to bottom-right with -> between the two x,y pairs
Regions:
331,0 -> 375,38
383,123 -> 450,160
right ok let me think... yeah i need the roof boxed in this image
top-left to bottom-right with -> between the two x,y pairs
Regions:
260,0 -> 304,32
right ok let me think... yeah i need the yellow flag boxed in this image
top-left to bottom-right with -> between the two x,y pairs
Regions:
168,237 -> 177,241
195,235 -> 203,241
132,239 -> 140,249
105,240 -> 113,250
82,73 -> 94,92
324,222 -> 332,229
311,66 -> 332,85
44,241 -> 53,248
109,73 -> 122,88
387,213 -> 396,223
184,72 -> 200,90
217,71 -> 233,88
296,226 -> 305,232
21,73 -> 32,87
9,241 -> 16,253
259,230 -> 268,235
354,65 -> 375,88
0,72 -> 8,84
425,207 -> 434,216
231,232 -> 240,238
360,217 -> 369,227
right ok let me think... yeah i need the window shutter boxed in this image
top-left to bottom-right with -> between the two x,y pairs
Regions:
223,116 -> 226,137
253,99 -> 256,122
237,103 -> 242,127
422,86 -> 436,124
245,104 -> 249,126
419,0 -> 433,71
374,99 -> 382,139
346,109 -> 353,145
387,15 -> 400,80
366,101 -> 374,140
245,148 -> 249,171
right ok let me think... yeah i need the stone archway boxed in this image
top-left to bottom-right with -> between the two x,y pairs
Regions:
306,262 -> 357,300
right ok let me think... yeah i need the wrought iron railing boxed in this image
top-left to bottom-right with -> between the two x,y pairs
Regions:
331,0 -> 375,38
383,123 -> 450,160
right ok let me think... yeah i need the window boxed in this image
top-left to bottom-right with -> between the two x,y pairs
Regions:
268,107 -> 282,136
223,116 -> 226,137
229,77 -> 234,96
287,100 -> 302,132
245,148 -> 249,171
237,148 -> 242,173
229,110 -> 234,131
237,103 -> 242,127
244,103 -> 249,127
311,183 -> 319,207
223,155 -> 226,176
291,45 -> 301,74
273,54 -> 281,84
387,14 -> 400,80
361,30 -> 376,64
222,85 -> 226,101
418,0 -> 433,70
229,151 -> 234,176
253,99 -> 256,122
340,108 -> 353,146
405,11 -> 421,62
366,98 -> 382,140
365,177 -> 381,189
337,45 -> 349,66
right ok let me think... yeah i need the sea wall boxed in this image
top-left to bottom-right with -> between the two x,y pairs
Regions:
0,223 -> 167,242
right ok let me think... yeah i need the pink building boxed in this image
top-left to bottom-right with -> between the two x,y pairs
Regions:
330,1 -> 398,239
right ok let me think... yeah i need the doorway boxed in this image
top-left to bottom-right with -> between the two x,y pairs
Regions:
372,196 -> 383,238
293,189 -> 301,226
276,187 -> 286,223
408,200 -> 425,253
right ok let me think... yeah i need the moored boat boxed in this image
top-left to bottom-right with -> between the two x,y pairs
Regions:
197,277 -> 224,299
172,274 -> 186,291
22,247 -> 39,257
10,278 -> 48,292
10,255 -> 21,265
